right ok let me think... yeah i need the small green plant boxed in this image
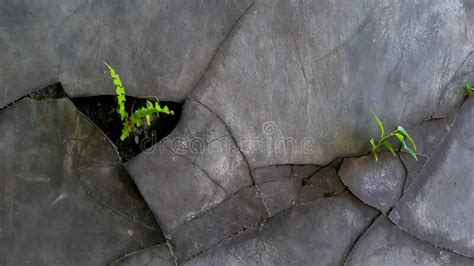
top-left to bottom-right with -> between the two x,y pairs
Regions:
464,82 -> 472,96
369,112 -> 417,162
104,62 -> 174,141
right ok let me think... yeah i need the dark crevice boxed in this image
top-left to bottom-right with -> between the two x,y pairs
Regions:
71,95 -> 182,162
0,81 -> 64,111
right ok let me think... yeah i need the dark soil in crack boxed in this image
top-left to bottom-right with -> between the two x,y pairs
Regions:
72,95 -> 181,162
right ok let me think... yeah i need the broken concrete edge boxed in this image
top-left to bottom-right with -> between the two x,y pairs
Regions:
2,93 -> 165,234
342,212 -> 383,265
109,243 -> 177,266
0,80 -> 61,110
344,215 -> 474,264
166,183 -> 264,238
76,174 -> 161,232
0,82 -> 125,160
400,97 -> 471,194
386,214 -> 474,260
185,0 -> 256,100
388,97 -> 474,259
181,191 -> 380,264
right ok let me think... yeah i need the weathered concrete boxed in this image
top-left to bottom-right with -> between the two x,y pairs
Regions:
192,0 -> 473,168
112,244 -> 175,266
0,98 -> 163,265
125,99 -> 253,235
251,164 -> 321,216
170,186 -> 267,262
400,117 -> 453,190
0,0 -> 254,107
390,98 -> 474,257
296,167 -> 345,203
346,217 -> 474,265
339,153 -> 405,212
185,193 -> 378,265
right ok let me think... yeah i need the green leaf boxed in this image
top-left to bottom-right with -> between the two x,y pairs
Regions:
395,133 -> 404,143
383,140 -> 397,157
464,82 -> 472,96
401,140 -> 418,161
146,115 -> 151,125
371,112 -> 385,140
397,126 -> 416,151
369,138 -> 379,161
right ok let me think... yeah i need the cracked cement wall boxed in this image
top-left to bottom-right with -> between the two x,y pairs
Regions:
1,0 -> 474,265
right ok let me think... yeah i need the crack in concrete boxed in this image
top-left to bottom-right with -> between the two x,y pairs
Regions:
76,176 -> 159,232
433,50 -> 474,116
186,0 -> 256,99
164,145 -> 230,196
388,218 -> 474,260
167,182 -> 257,238
187,96 -> 272,217
342,212 -> 382,266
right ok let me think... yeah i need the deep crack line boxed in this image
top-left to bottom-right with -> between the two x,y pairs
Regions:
386,218 -> 474,260
188,96 -> 272,217
187,0 -> 256,99
342,212 -> 381,266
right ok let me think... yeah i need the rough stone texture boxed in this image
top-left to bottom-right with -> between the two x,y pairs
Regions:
346,217 -> 474,265
251,165 -> 292,184
434,50 -> 474,118
400,117 -> 453,190
55,0 -> 254,101
125,99 -> 253,235
258,178 -> 300,216
339,153 -> 405,213
112,244 -> 175,266
251,164 -> 321,216
0,0 -> 78,108
0,0 -> 254,108
185,193 -> 378,265
192,0 -> 473,168
296,167 -> 345,203
170,186 -> 268,262
0,98 -> 163,265
389,98 -> 474,258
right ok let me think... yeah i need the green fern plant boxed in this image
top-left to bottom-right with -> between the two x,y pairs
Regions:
464,82 -> 472,96
104,62 -> 174,141
369,112 -> 417,162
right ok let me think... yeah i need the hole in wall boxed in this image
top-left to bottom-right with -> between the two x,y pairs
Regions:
72,95 -> 182,162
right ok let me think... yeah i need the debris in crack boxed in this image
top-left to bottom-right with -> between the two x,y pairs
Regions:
71,95 -> 182,162
27,82 -> 68,101
296,167 -> 345,204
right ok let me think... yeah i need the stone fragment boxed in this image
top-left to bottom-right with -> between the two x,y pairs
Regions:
112,244 -> 175,266
296,167 -> 345,203
390,98 -> 474,257
125,99 -> 252,235
339,153 -> 405,212
0,98 -> 163,265
185,193 -> 378,265
346,217 -> 474,266
170,186 -> 267,262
